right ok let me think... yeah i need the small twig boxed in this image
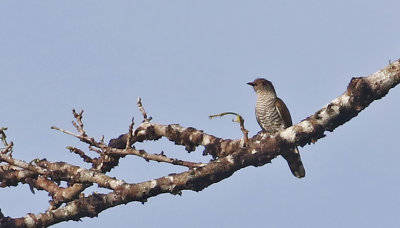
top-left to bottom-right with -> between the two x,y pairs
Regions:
0,127 -> 13,155
89,146 -> 102,154
51,126 -> 79,138
137,97 -> 152,122
126,117 -> 135,149
209,112 -> 249,146
1,141 -> 14,154
51,126 -> 104,148
66,146 -> 93,164
72,109 -> 86,136
106,147 -> 206,169
0,127 -> 9,146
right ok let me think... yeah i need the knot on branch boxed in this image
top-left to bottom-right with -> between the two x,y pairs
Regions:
347,77 -> 376,111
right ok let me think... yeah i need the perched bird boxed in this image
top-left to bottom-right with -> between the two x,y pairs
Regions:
248,78 -> 305,178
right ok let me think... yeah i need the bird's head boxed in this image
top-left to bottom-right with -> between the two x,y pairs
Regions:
247,78 -> 276,95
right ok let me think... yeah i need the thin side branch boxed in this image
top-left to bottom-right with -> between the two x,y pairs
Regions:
0,127 -> 10,148
125,117 -> 135,149
209,112 -> 249,146
105,147 -> 206,168
137,97 -> 152,122
72,109 -> 86,136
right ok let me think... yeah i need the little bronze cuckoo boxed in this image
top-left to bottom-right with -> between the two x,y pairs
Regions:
248,78 -> 305,178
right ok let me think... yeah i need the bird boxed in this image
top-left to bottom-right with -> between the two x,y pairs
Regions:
247,78 -> 305,178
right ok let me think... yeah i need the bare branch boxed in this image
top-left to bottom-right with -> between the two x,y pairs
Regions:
272,60 -> 400,149
0,165 -> 37,187
137,97 -> 152,122
0,141 -> 13,155
0,127 -> 10,148
0,152 -> 47,175
51,125 -> 105,149
105,147 -> 206,168
66,146 -> 94,164
33,160 -> 126,190
0,60 -> 399,227
72,109 -> 86,136
125,117 -> 135,149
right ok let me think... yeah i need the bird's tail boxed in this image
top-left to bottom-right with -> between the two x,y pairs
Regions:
281,147 -> 305,178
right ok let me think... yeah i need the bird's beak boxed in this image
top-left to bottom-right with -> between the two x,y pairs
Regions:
247,82 -> 255,86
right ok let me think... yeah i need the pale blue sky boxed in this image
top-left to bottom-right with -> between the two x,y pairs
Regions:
1,1 -> 400,227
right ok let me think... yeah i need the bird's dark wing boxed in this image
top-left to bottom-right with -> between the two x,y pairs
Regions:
275,97 -> 293,128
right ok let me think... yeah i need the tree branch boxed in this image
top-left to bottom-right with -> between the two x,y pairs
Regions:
0,60 -> 399,227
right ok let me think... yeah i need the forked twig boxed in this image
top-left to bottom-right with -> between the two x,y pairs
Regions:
72,109 -> 86,136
